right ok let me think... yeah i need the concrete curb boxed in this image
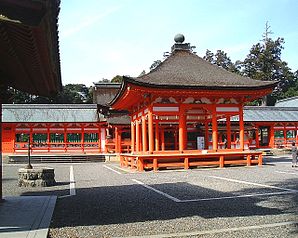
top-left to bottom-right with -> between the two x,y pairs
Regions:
0,196 -> 57,238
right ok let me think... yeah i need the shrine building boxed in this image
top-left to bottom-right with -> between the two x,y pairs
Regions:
2,34 -> 298,170
108,34 -> 276,171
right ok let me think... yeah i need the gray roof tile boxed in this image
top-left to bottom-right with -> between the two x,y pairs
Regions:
275,96 -> 298,107
2,104 -> 103,123
235,106 -> 298,122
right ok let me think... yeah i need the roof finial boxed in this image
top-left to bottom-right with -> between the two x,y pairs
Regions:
174,34 -> 185,44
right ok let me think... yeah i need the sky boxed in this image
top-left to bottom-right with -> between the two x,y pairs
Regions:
59,0 -> 298,86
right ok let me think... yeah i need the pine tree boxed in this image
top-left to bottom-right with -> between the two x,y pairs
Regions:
203,49 -> 240,73
241,22 -> 295,105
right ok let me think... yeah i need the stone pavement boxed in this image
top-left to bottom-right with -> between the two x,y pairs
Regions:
0,196 -> 56,238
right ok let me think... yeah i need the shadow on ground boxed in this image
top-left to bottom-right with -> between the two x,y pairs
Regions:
20,177 -> 298,236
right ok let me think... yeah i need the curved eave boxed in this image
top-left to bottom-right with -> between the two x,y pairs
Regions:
109,77 -> 277,111
108,79 -> 129,109
0,0 -> 62,97
125,76 -> 277,91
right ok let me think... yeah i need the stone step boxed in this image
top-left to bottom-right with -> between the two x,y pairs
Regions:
8,154 -> 106,163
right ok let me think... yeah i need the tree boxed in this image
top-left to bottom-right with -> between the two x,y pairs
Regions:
6,87 -> 32,103
280,70 -> 298,99
203,49 -> 214,63
52,84 -> 92,103
138,70 -> 146,77
150,60 -> 161,71
111,75 -> 123,83
97,78 -> 110,83
203,49 -> 240,73
241,23 -> 295,105
7,84 -> 93,104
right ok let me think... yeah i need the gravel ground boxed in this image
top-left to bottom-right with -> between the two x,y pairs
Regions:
2,156 -> 298,238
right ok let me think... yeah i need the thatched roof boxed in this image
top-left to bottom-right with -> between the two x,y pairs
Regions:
125,49 -> 275,90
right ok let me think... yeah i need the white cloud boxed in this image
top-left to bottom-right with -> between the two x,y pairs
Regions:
60,5 -> 121,39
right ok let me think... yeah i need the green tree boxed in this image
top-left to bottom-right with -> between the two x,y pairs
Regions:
52,84 -> 92,103
203,49 -> 214,63
203,49 -> 240,73
150,60 -> 161,71
6,84 -> 93,104
280,70 -> 298,99
111,75 -> 123,83
138,70 -> 146,77
241,23 -> 295,105
96,78 -> 110,83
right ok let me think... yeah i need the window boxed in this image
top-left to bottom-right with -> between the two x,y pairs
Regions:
274,130 -> 284,138
50,133 -> 64,143
33,133 -> 47,143
84,133 -> 98,142
15,133 -> 29,142
67,133 -> 81,143
286,130 -> 296,139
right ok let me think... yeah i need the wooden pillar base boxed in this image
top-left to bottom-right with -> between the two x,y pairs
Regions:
138,157 -> 144,172
258,154 -> 263,166
184,157 -> 189,170
153,158 -> 158,171
247,155 -> 251,166
219,155 -> 224,168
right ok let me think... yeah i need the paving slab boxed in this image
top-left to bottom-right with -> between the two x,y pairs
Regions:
0,196 -> 57,238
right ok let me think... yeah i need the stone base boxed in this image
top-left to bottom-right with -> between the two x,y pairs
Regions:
18,168 -> 56,187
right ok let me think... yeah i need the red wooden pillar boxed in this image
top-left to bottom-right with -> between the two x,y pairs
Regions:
131,121 -> 135,152
269,125 -> 274,148
211,107 -> 218,151
118,129 -> 122,153
204,121 -> 209,150
161,127 -> 165,151
239,106 -> 245,150
81,124 -> 85,153
136,120 -> 140,152
226,115 -> 231,149
179,106 -> 186,152
115,127 -> 119,153
115,127 -> 122,153
98,126 -> 101,153
296,124 -> 298,145
47,124 -> 50,152
64,124 -> 67,152
0,103 -> 2,201
155,121 -> 159,151
255,126 -> 260,148
148,108 -> 154,153
29,125 -> 33,154
142,115 -> 147,152
283,124 -> 287,147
